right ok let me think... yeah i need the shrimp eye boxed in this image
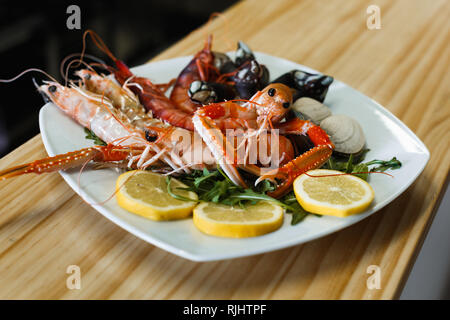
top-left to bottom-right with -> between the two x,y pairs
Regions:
282,102 -> 290,109
48,85 -> 57,93
268,88 -> 276,97
145,130 -> 157,142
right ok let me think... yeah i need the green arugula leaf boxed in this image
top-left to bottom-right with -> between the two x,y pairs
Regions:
255,179 -> 276,193
170,168 -> 314,225
345,154 -> 354,173
194,169 -> 219,188
280,191 -> 314,225
366,157 -> 402,172
166,176 -> 198,202
323,153 -> 401,181
351,163 -> 369,181
355,149 -> 370,164
84,128 -> 107,146
291,210 -> 309,225
326,157 -> 335,170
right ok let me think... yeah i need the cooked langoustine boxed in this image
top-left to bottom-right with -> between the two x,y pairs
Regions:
74,69 -> 173,138
0,80 -> 198,180
192,84 -> 334,197
40,81 -> 146,147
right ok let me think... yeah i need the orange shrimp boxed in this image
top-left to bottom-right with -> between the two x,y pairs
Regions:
193,83 -> 335,197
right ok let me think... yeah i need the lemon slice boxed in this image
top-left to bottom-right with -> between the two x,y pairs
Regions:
293,169 -> 374,217
116,170 -> 198,221
193,201 -> 283,238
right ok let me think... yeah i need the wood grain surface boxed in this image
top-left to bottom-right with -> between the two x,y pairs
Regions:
0,0 -> 449,299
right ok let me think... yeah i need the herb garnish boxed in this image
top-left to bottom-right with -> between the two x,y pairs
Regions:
167,150 -> 402,226
84,128 -> 107,146
323,149 -> 401,181
281,191 -> 311,224
168,167 -> 313,225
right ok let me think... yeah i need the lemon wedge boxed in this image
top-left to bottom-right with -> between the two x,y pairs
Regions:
293,169 -> 374,217
116,170 -> 198,221
193,201 -> 283,238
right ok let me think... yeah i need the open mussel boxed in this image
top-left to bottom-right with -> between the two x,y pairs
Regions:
271,70 -> 333,102
188,80 -> 235,105
213,52 -> 235,74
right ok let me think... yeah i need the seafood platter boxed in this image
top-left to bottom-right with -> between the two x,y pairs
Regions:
0,32 -> 429,261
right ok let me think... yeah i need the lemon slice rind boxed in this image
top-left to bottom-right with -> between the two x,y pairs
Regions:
294,169 -> 375,218
193,201 -> 284,238
116,170 -> 198,221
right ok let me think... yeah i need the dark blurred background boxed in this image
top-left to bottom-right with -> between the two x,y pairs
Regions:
0,0 -> 237,157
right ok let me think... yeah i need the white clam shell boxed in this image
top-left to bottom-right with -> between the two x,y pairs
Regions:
292,97 -> 332,125
320,114 -> 366,154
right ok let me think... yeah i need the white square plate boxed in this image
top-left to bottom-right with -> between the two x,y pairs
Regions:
39,53 -> 429,261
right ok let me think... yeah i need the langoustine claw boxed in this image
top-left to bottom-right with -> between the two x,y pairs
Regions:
257,145 -> 333,198
256,119 -> 335,198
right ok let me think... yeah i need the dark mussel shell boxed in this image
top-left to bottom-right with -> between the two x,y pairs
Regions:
271,70 -> 334,102
212,40 -> 255,74
287,134 -> 315,157
214,41 -> 269,100
235,41 -> 255,67
212,42 -> 256,75
236,42 -> 271,86
271,71 -> 298,88
213,51 -> 235,74
231,60 -> 269,100
283,108 -> 305,122
188,80 -> 235,105
260,64 -> 270,88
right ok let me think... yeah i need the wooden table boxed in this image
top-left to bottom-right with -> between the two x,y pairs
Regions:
0,0 -> 449,299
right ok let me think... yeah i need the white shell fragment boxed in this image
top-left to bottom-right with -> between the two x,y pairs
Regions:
292,97 -> 332,125
320,115 -> 366,154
